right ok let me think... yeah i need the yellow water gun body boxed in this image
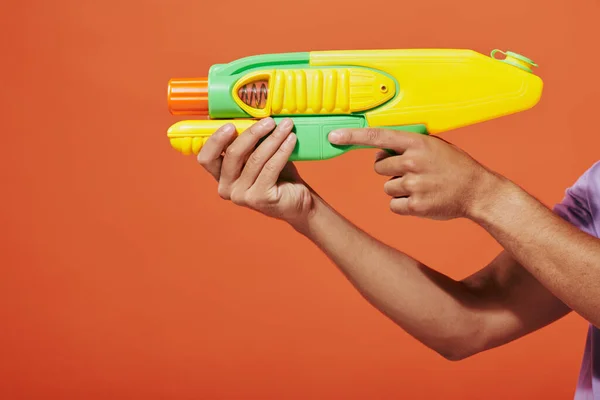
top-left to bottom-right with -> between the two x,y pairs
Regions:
167,49 -> 542,160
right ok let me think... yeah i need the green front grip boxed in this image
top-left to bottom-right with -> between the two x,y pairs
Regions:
269,115 -> 428,161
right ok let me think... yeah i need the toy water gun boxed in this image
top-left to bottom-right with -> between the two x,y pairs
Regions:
166,49 -> 542,161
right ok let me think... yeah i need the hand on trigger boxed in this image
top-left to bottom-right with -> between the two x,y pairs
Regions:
328,128 -> 502,220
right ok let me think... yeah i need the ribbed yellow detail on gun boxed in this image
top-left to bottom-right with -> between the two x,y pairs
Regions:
231,68 -> 396,118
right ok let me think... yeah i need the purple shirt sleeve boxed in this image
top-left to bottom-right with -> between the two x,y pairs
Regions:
553,162 -> 600,237
551,161 -> 600,400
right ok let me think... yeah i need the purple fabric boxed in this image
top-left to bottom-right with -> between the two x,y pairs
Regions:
553,161 -> 600,399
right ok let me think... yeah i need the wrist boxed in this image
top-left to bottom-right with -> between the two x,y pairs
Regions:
466,169 -> 523,225
286,194 -> 330,237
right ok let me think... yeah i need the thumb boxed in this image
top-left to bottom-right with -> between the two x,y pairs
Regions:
375,150 -> 393,161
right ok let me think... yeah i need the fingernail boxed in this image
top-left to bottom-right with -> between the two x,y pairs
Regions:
221,123 -> 235,134
282,133 -> 296,148
260,117 -> 275,128
329,130 -> 343,143
279,118 -> 292,129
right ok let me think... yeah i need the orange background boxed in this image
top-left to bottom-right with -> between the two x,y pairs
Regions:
2,0 -> 600,398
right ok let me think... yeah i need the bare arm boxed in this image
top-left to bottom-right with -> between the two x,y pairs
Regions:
326,127 -> 600,331
290,195 -> 571,360
195,119 -> 577,361
471,173 -> 600,327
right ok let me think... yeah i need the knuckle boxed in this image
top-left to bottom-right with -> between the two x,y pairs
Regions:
264,160 -> 278,172
407,197 -> 426,214
225,145 -> 238,158
403,177 -> 419,192
248,125 -> 260,136
411,135 -> 427,149
365,128 -> 380,143
217,185 -> 230,200
230,190 -> 246,206
276,144 -> 290,156
246,197 -> 260,208
247,152 -> 263,167
197,154 -> 209,166
402,158 -> 418,171
245,192 -> 264,208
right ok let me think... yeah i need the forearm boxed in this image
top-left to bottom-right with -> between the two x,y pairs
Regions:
289,195 -> 484,359
471,175 -> 600,326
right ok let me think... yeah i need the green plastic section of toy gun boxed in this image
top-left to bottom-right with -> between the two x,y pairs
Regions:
280,117 -> 426,161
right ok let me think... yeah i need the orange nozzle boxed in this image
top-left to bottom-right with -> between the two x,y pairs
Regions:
168,78 -> 209,115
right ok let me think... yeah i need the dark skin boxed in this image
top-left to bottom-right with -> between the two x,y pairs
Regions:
197,117 -> 600,360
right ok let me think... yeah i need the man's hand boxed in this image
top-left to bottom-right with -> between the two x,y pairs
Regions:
328,128 -> 500,220
197,117 -> 315,223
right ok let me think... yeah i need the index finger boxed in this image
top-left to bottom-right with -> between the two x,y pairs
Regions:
327,127 -> 420,152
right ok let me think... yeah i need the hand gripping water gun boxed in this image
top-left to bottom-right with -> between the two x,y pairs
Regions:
166,49 -> 542,161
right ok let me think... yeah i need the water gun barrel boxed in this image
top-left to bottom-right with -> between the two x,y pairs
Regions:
168,78 -> 210,115
166,49 -> 544,161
